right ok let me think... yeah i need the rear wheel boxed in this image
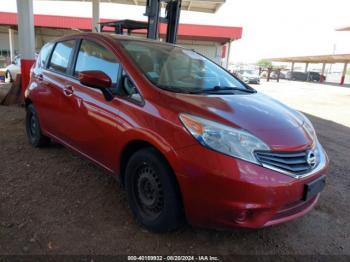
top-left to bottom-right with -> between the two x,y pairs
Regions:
4,71 -> 12,83
125,148 -> 184,232
26,104 -> 50,147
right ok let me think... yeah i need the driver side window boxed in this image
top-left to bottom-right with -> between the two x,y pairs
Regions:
74,39 -> 120,88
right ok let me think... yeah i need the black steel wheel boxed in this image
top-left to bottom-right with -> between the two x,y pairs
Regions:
26,104 -> 50,147
5,71 -> 13,83
125,148 -> 184,232
134,164 -> 164,219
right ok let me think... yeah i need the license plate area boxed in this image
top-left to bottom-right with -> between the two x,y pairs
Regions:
303,175 -> 326,201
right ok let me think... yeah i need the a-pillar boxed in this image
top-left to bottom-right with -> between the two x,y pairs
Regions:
16,0 -> 36,95
92,0 -> 100,32
340,62 -> 348,85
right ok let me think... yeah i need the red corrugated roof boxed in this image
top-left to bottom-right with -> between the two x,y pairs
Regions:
0,11 -> 242,43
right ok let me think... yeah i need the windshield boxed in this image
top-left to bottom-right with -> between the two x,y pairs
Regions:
120,40 -> 251,94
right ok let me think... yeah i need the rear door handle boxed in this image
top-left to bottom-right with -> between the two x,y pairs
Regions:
63,85 -> 74,96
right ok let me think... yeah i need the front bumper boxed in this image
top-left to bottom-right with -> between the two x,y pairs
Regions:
173,144 -> 329,229
244,78 -> 260,84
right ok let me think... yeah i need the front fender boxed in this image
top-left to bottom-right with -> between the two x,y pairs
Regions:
115,128 -> 182,175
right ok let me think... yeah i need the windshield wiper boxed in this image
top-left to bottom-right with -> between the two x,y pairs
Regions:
158,85 -> 200,94
157,85 -> 256,95
203,86 -> 257,94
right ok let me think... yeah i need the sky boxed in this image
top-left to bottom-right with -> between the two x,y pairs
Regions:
2,0 -> 350,63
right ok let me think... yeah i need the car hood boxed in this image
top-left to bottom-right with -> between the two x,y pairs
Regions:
164,92 -> 313,151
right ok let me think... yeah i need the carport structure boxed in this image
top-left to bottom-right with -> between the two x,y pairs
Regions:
336,26 -> 350,31
270,54 -> 350,85
14,0 -> 227,92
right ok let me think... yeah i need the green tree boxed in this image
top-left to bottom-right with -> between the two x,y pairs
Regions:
256,59 -> 272,69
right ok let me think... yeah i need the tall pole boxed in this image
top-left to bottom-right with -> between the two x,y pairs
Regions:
145,0 -> 161,40
321,63 -> 326,83
165,0 -> 182,43
225,40 -> 233,70
16,0 -> 35,60
92,0 -> 100,32
16,0 -> 36,94
340,62 -> 348,85
8,28 -> 15,62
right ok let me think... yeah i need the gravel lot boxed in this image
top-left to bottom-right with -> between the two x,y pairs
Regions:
1,81 -> 350,256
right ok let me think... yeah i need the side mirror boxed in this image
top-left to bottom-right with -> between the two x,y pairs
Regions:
11,60 -> 16,65
79,70 -> 112,89
79,70 -> 113,101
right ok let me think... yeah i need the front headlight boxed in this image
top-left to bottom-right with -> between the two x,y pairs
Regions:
301,114 -> 317,144
179,114 -> 270,164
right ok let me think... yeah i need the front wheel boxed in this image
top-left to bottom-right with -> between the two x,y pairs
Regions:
26,104 -> 50,147
125,148 -> 184,232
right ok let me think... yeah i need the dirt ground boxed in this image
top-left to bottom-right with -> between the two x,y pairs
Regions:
1,82 -> 350,256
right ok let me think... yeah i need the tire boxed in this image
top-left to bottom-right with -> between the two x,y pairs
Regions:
26,104 -> 50,147
5,71 -> 12,83
125,148 -> 184,232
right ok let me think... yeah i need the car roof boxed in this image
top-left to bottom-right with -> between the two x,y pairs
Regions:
49,32 -> 186,49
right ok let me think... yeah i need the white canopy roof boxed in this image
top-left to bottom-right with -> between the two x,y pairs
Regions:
47,0 -> 225,13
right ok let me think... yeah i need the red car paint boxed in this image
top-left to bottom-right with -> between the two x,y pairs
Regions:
25,33 -> 329,229
21,59 -> 36,94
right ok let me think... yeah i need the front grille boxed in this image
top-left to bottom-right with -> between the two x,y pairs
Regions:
255,150 -> 312,175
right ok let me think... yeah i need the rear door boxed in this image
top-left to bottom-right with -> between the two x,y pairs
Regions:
31,42 -> 54,131
36,40 -> 77,140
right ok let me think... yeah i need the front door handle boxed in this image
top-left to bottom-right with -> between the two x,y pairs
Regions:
63,85 -> 74,96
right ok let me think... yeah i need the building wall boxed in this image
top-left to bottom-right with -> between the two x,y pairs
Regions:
177,39 -> 223,65
0,26 -> 230,67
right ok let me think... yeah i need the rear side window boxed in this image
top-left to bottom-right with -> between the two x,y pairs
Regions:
49,40 -> 76,74
38,42 -> 54,68
74,40 -> 120,84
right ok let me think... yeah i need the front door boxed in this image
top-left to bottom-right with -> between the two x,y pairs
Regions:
64,38 -> 122,171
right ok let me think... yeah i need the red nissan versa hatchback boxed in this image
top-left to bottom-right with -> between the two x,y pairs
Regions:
25,33 -> 329,232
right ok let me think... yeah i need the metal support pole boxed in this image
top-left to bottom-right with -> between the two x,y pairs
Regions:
321,63 -> 326,83
340,62 -> 348,85
225,40 -> 232,70
291,62 -> 295,73
16,0 -> 36,95
92,0 -> 100,32
8,27 -> 15,62
305,62 -> 310,81
16,0 -> 35,60
145,0 -> 161,40
165,0 -> 182,43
